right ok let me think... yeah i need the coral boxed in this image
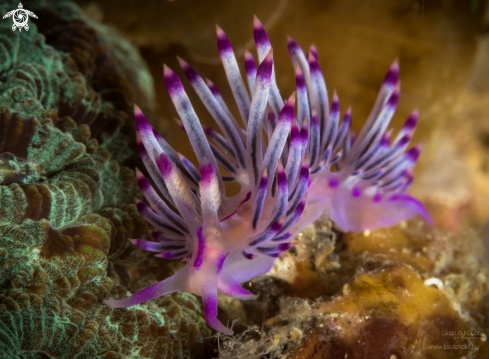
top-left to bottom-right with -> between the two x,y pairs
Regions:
0,0 -> 210,357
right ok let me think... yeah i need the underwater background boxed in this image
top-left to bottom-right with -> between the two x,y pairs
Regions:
0,0 -> 489,357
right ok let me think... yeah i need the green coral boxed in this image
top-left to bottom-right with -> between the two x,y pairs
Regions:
0,1 -> 209,358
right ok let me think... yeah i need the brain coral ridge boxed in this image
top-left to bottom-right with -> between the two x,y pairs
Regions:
0,0 -> 209,358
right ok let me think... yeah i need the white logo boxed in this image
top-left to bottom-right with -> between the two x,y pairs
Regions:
3,3 -> 37,32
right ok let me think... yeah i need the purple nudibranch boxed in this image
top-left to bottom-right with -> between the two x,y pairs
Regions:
105,16 -> 432,334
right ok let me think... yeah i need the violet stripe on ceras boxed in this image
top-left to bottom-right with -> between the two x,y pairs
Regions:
136,136 -> 175,206
178,154 -> 201,184
251,169 -> 268,230
307,53 -> 330,152
309,108 -> 320,167
346,85 -> 400,167
347,60 -> 399,160
322,91 -> 340,153
202,125 -> 236,161
278,195 -> 307,235
285,119 -> 303,190
287,37 -> 313,95
261,93 -> 295,184
309,44 -> 318,61
269,162 -> 289,223
287,162 -> 309,215
253,16 -> 284,117
246,49 -> 273,189
209,142 -> 238,174
136,168 -> 188,233
249,218 -> 284,246
155,152 -> 201,229
179,57 -> 246,168
300,117 -> 309,159
354,130 -> 392,172
205,78 -> 246,141
332,108 -> 351,153
163,66 -> 220,174
377,145 -> 422,183
244,50 -> 257,94
199,160 -> 221,228
217,25 -> 251,127
295,65 -> 310,129
130,239 -> 186,253
393,109 -> 418,144
152,127 -> 199,189
136,200 -> 185,236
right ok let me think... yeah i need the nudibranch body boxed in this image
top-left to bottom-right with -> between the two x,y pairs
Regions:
105,17 -> 432,334
105,29 -> 309,335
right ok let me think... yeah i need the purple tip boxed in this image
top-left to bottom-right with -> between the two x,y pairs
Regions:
268,111 -> 276,123
259,170 -> 268,189
404,110 -> 419,131
386,86 -> 400,108
307,52 -> 321,73
343,107 -> 352,124
309,44 -> 318,60
242,251 -> 256,260
179,57 -> 200,84
244,51 -> 257,75
277,164 -> 287,188
203,125 -> 216,137
279,242 -> 294,252
331,92 -> 340,114
200,161 -> 215,187
280,93 -> 296,122
205,79 -> 221,97
271,219 -> 284,233
407,145 -> 422,162
136,169 -> 150,192
253,16 -> 270,47
287,36 -> 301,56
290,121 -> 301,142
383,59 -> 399,88
163,65 -> 184,96
155,152 -> 174,177
380,132 -> 391,147
295,65 -> 305,90
397,134 -> 411,147
134,105 -> 151,133
136,199 -> 149,215
216,25 -> 233,55
256,49 -> 273,83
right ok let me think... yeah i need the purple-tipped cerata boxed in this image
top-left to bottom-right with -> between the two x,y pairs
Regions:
105,22 -> 310,335
105,17 -> 431,335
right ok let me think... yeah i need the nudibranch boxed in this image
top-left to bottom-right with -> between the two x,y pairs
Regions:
105,17 -> 432,334
105,26 -> 309,334
249,17 -> 431,232
284,36 -> 432,232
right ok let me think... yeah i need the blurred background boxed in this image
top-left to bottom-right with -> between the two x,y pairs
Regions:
76,0 -> 489,255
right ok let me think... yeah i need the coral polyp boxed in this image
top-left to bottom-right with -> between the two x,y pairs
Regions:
106,16 -> 431,334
